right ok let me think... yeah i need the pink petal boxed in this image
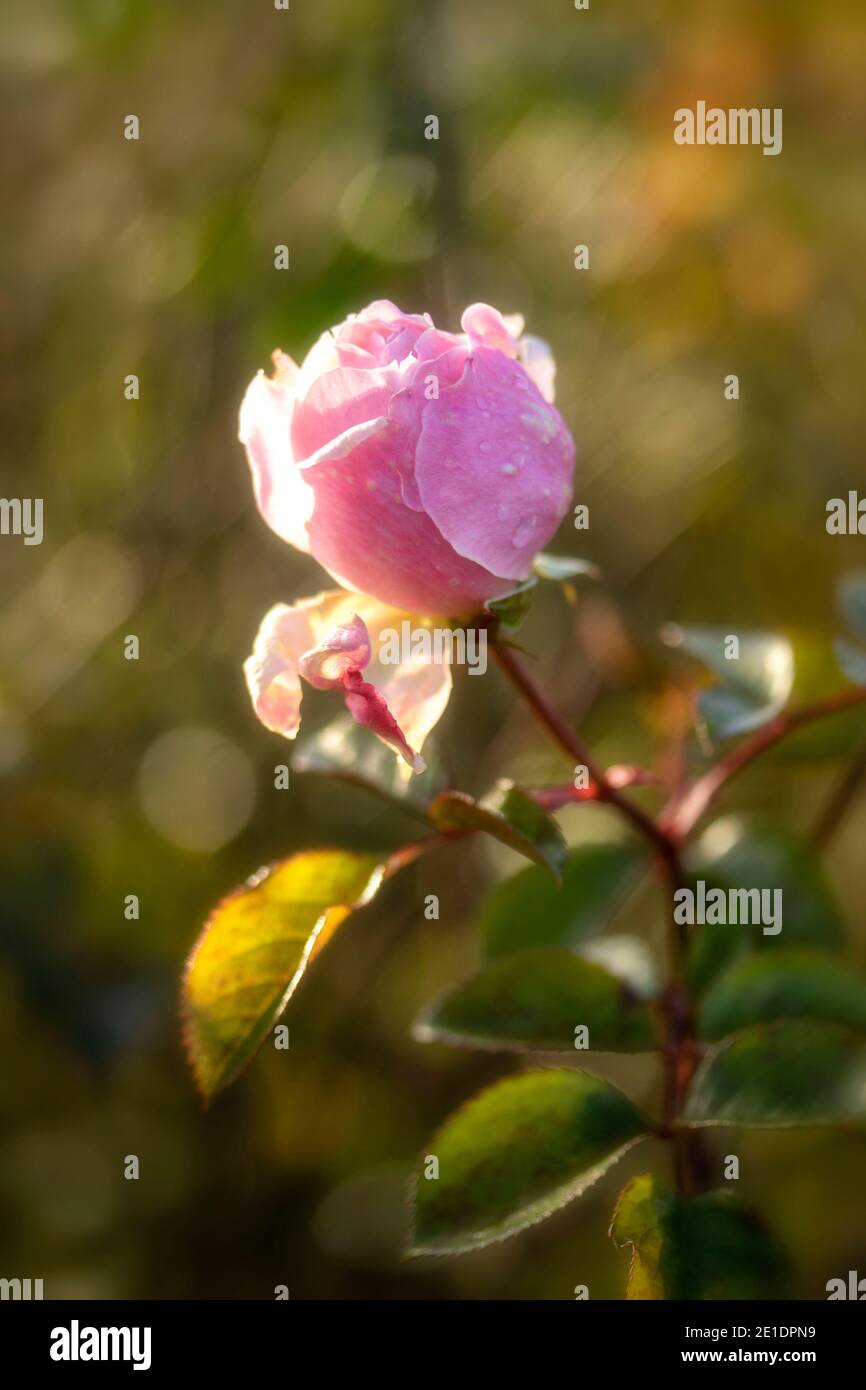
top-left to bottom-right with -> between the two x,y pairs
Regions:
238,353 -> 315,554
518,334 -> 557,404
244,593 -> 453,775
301,433 -> 513,614
243,592 -> 367,737
243,601 -> 311,738
386,345 -> 469,510
296,415 -> 390,471
414,345 -> 575,580
460,303 -> 521,357
412,326 -> 466,362
334,302 -> 432,368
367,632 -> 452,762
342,668 -> 425,773
291,364 -> 400,464
299,612 -> 371,689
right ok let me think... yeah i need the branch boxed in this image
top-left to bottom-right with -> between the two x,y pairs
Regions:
491,641 -> 677,867
491,635 -> 703,1193
526,766 -> 661,810
662,685 -> 866,841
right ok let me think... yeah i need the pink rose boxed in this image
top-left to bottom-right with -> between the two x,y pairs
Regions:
239,300 -> 575,616
240,301 -> 575,772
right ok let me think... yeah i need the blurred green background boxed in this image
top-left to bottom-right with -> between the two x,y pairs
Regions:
2,0 -> 866,1299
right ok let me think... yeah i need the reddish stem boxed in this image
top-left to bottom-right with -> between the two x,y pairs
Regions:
662,685 -> 866,841
491,637 -> 700,1193
491,643 -> 678,871
492,636 -> 866,1199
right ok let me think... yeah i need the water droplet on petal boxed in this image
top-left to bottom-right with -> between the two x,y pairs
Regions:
512,517 -> 537,548
479,441 -> 491,455
501,463 -> 517,475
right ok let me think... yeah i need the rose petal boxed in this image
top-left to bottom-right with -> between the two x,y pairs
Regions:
387,345 -> 469,510
244,592 -> 452,773
412,326 -> 466,362
291,364 -> 401,464
299,612 -> 371,689
502,312 -> 526,339
243,601 -> 312,738
334,301 -> 432,369
238,356 -> 315,554
299,426 -> 512,615
342,668 -> 425,773
518,334 -> 557,404
414,345 -> 575,580
295,415 -> 390,471
295,330 -> 340,399
244,592 -> 368,736
460,302 -> 521,357
365,626 -> 453,765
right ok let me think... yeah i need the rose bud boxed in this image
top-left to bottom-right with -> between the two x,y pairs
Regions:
239,300 -> 575,617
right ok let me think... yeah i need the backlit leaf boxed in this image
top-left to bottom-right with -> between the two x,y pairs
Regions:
662,625 -> 793,741
429,781 -> 567,879
699,950 -> 866,1041
410,1069 -> 647,1254
413,948 -> 656,1053
686,817 -> 843,996
610,1173 -> 788,1299
481,842 -> 644,958
683,1021 -> 866,1127
183,847 -> 410,1101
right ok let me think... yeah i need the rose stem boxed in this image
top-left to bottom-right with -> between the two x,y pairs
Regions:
491,638 -> 701,1192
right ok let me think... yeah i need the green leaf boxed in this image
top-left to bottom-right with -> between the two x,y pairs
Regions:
662,625 -> 793,740
610,1174 -> 788,1299
699,950 -> 866,1041
768,630 -> 866,761
838,570 -> 866,640
183,848 -> 406,1101
292,713 -> 442,809
683,1021 -> 866,1127
429,781 -> 567,879
532,553 -> 600,583
410,1070 -> 647,1254
482,842 -> 644,959
577,935 -> 660,1001
413,949 -> 656,1053
483,577 -> 537,635
686,817 -> 843,996
834,637 -> 866,688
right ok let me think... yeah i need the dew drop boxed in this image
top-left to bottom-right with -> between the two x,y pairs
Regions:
479,441 -> 491,455
512,517 -> 537,548
501,463 -> 517,475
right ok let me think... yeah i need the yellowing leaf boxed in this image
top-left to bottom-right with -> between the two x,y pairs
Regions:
183,847 -> 409,1102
